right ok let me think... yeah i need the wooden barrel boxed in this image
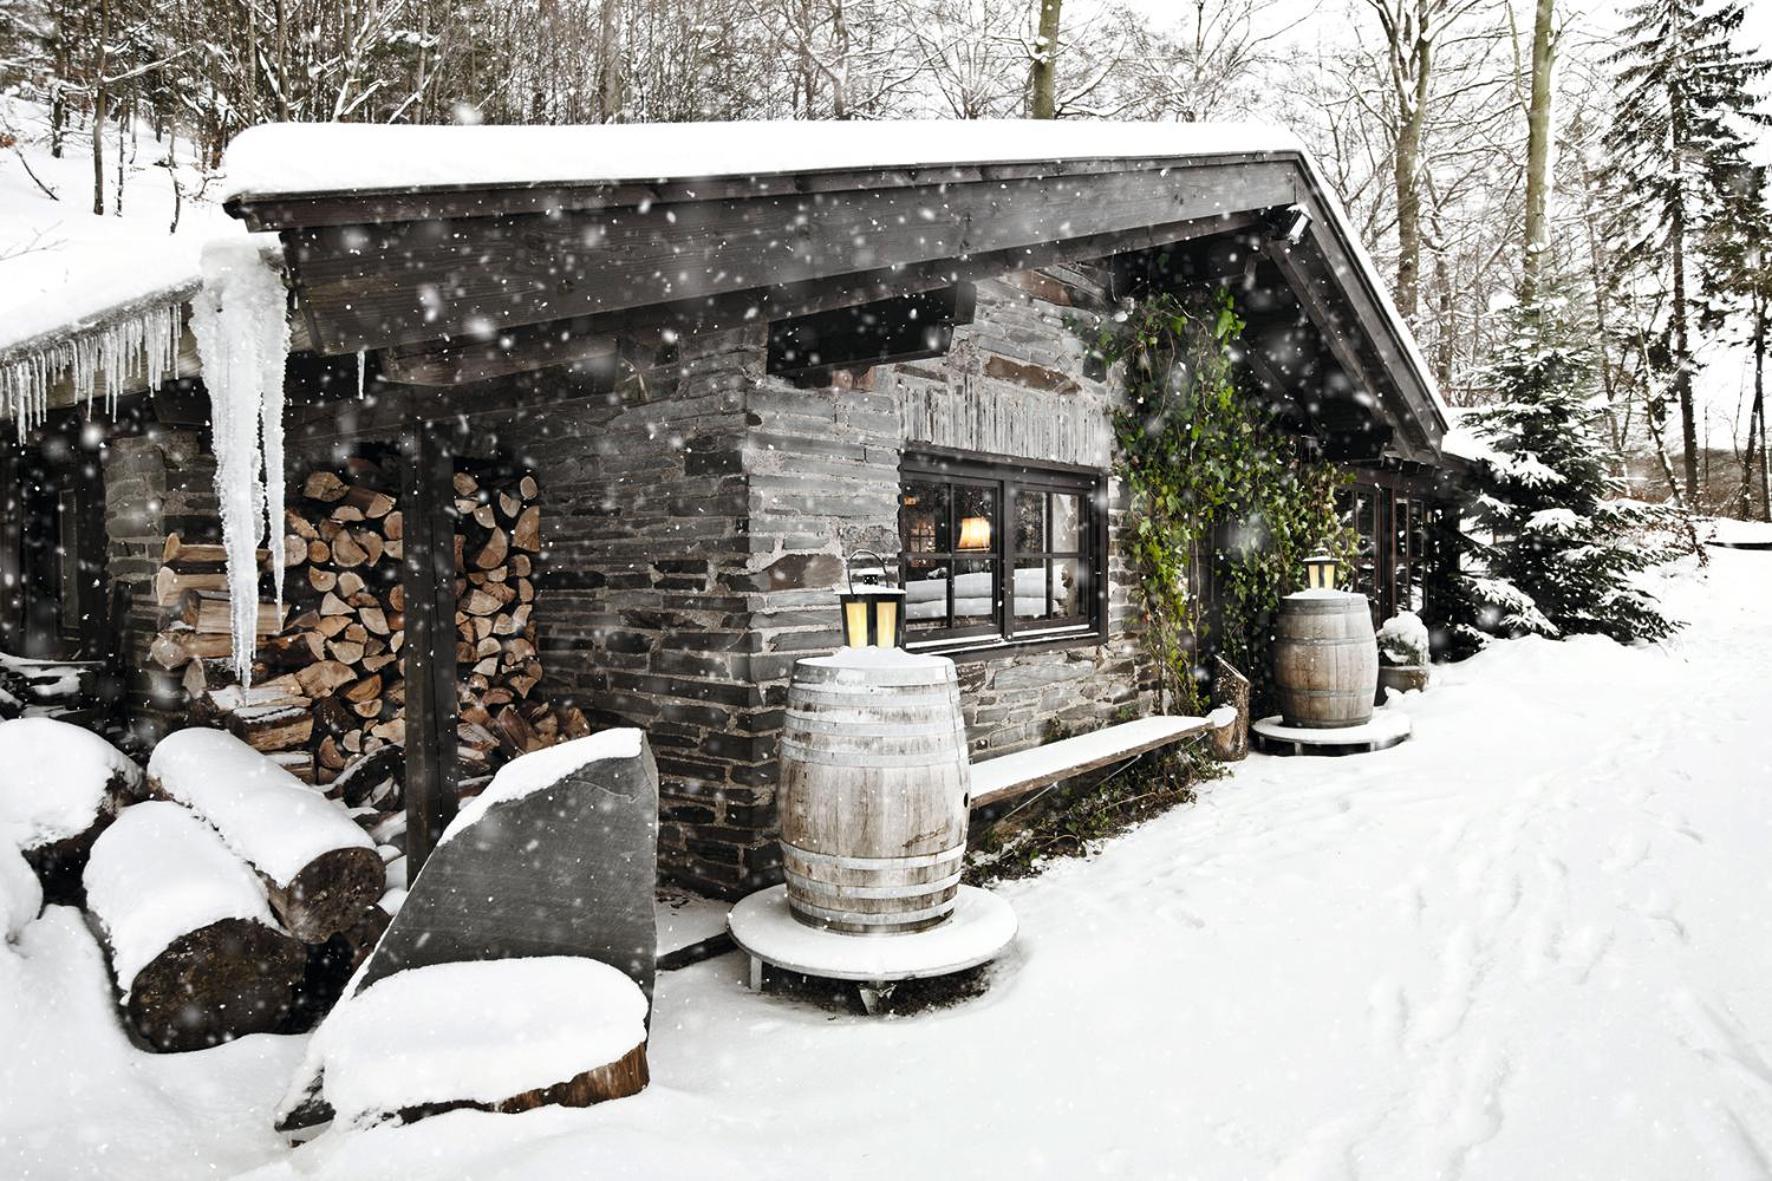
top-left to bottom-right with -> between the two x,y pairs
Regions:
1273,591 -> 1379,728
779,652 -> 970,935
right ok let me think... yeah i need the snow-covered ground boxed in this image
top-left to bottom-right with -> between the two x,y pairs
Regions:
4,549 -> 1771,1179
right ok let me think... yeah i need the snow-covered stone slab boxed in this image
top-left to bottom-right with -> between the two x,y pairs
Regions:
148,727 -> 381,942
311,956 -> 649,1129
969,714 -> 1217,810
83,801 -> 305,1051
0,717 -> 144,903
353,729 -> 658,999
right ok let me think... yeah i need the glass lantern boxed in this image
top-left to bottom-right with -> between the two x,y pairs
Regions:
1303,549 -> 1339,591
838,550 -> 906,648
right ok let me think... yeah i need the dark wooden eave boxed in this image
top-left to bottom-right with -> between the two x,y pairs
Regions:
228,148 -> 1447,452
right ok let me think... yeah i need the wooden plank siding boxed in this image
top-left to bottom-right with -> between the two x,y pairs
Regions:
268,161 -> 1298,356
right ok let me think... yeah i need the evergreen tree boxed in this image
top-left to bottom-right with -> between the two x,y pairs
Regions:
1460,300 -> 1679,645
1700,164 -> 1772,520
1602,0 -> 1769,505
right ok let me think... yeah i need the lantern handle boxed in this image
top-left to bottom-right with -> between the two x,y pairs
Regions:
844,548 -> 893,594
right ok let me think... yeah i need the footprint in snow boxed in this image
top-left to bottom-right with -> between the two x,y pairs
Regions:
1563,923 -> 1614,984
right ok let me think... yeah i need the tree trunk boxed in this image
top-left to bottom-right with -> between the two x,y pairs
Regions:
1519,0 -> 1555,305
1753,295 -> 1769,521
91,0 -> 110,217
1392,34 -> 1431,323
1029,0 -> 1063,119
1666,68 -> 1700,504
598,0 -> 623,121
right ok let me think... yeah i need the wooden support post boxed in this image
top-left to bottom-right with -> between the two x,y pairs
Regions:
0,439 -> 23,653
401,419 -> 459,875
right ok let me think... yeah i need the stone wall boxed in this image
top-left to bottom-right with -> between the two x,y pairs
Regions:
87,262 -> 1157,897
102,426 -> 219,739
511,265 -> 1157,896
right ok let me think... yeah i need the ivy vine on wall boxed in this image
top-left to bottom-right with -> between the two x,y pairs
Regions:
1091,288 -> 1356,715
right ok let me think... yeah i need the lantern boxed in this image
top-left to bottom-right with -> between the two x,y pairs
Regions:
1303,549 -> 1339,592
838,550 -> 906,649
956,515 -> 992,551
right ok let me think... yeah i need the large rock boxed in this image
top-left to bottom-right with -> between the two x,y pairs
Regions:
277,730 -> 659,1133
354,728 -> 659,1000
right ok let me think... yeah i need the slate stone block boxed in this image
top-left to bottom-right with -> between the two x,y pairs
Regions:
355,731 -> 660,1003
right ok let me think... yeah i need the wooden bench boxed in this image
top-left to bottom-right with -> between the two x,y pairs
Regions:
968,711 -> 1232,811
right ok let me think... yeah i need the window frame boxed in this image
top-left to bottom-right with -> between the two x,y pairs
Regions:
898,447 -> 1107,655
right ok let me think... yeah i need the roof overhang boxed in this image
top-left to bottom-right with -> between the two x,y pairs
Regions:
222,121 -> 1448,455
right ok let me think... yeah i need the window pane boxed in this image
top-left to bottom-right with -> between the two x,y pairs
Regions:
900,480 -> 949,554
952,558 -> 996,628
1014,490 -> 1046,554
1051,492 -> 1084,553
904,557 -> 950,631
1012,558 -> 1047,619
953,485 -> 998,555
1053,557 -> 1087,618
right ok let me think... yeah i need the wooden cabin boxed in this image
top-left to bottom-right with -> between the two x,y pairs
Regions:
0,122 -> 1462,897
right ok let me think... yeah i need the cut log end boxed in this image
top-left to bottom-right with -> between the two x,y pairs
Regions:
398,1040 -> 650,1124
125,918 -> 307,1053
268,846 -> 388,944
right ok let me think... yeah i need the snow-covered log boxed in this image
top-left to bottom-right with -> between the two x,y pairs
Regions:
147,728 -> 382,942
83,802 -> 305,1051
1,845 -> 42,942
310,956 -> 648,1128
0,718 -> 145,903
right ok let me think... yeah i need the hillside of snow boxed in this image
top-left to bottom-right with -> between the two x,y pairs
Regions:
2,548 -> 1770,1177
0,97 -> 239,356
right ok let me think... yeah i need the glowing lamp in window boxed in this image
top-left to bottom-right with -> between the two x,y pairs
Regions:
837,550 -> 906,649
956,515 -> 992,551
1303,549 -> 1339,591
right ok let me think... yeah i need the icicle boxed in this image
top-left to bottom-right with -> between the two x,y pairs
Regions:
188,237 -> 291,686
0,297 -> 188,440
357,349 -> 367,400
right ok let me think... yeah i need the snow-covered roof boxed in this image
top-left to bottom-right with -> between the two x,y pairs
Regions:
0,96 -> 244,429
221,119 -> 1304,199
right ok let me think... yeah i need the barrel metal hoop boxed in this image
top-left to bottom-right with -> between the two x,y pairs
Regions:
784,715 -> 965,738
780,843 -> 964,871
781,743 -> 972,769
786,894 -> 958,927
783,868 -> 965,899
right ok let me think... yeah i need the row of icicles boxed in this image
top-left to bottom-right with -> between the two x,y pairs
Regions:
2,238 -> 291,687
1,302 -> 185,442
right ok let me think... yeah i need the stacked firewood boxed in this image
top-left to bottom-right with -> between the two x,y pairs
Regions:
279,460 -> 410,784
447,468 -> 594,777
144,454 -> 584,794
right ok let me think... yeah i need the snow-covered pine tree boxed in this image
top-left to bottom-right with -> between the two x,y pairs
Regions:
1699,164 -> 1772,521
1460,299 -> 1678,645
1602,0 -> 1770,506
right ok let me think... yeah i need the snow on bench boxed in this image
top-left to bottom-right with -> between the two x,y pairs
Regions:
969,711 -> 1233,811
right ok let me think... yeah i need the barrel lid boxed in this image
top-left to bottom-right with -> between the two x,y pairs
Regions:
1281,589 -> 1370,610
800,648 -> 954,673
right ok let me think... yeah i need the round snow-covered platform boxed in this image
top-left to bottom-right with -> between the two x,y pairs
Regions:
728,885 -> 1016,1010
1252,710 -> 1411,756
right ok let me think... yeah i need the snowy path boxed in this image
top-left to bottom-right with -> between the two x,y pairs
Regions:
6,552 -> 1772,1179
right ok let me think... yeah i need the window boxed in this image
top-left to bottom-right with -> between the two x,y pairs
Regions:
898,450 -> 1105,651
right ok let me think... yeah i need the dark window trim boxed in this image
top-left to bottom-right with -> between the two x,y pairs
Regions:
899,447 -> 1108,655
